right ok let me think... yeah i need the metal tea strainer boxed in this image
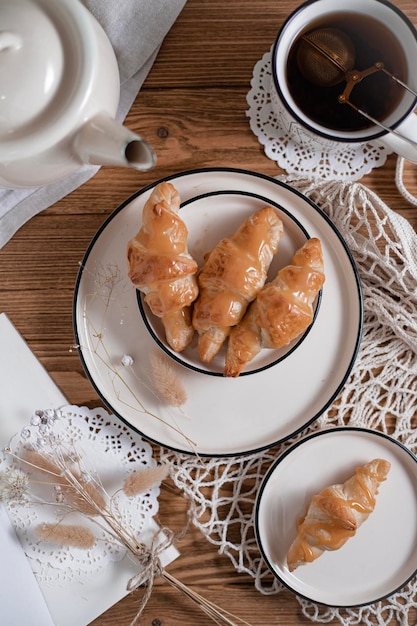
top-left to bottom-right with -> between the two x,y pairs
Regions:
296,26 -> 417,146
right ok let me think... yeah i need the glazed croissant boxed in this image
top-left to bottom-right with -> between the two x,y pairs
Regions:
192,206 -> 284,363
127,181 -> 199,352
286,458 -> 391,572
224,237 -> 325,377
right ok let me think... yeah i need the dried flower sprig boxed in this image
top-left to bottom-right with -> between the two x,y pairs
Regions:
1,408 -> 250,626
22,448 -> 107,515
0,468 -> 29,501
77,261 -> 198,453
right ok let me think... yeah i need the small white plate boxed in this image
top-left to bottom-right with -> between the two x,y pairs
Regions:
73,168 -> 363,456
255,427 -> 417,607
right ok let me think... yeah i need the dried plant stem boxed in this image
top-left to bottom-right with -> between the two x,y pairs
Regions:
161,570 -> 252,626
22,449 -> 106,516
82,509 -> 248,626
79,266 -> 201,454
55,467 -> 143,552
81,312 -> 198,451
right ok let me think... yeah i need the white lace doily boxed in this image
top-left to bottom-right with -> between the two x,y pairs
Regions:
161,176 -> 417,626
2,405 -> 159,586
246,48 -> 392,181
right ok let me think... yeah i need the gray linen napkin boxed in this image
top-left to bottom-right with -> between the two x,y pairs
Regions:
0,0 -> 187,249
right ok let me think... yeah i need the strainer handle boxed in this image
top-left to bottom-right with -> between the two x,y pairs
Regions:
377,111 -> 417,163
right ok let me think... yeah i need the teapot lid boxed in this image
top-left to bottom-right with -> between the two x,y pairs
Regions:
0,0 -> 100,152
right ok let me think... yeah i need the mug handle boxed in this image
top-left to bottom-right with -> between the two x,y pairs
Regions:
379,112 -> 417,164
395,156 -> 417,206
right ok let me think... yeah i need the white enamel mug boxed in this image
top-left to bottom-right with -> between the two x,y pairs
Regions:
271,0 -> 417,161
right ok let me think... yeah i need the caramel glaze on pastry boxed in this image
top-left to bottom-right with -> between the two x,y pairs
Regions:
225,237 -> 325,377
192,206 -> 284,363
127,182 -> 199,352
286,458 -> 391,572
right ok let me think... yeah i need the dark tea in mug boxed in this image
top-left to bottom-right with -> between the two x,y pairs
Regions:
286,12 -> 408,132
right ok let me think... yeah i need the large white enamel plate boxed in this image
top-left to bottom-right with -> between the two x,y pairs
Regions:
255,428 -> 417,607
73,168 -> 363,456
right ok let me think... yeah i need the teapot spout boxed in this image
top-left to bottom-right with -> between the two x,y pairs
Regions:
74,112 -> 156,172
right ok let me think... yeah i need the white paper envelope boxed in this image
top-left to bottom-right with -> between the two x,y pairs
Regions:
0,312 -> 178,625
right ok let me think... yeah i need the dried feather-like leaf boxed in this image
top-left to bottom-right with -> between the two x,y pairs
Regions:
23,449 -> 61,477
123,464 -> 170,497
35,523 -> 96,549
150,352 -> 187,407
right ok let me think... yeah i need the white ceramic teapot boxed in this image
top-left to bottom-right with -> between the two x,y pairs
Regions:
0,0 -> 156,188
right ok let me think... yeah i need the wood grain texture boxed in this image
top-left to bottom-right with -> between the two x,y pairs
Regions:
1,0 -> 416,624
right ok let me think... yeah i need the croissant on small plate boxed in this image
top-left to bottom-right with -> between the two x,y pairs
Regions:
224,237 -> 325,377
286,458 -> 391,572
192,206 -> 284,363
127,181 -> 199,352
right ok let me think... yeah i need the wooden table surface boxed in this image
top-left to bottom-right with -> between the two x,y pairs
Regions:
1,1 -> 417,624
